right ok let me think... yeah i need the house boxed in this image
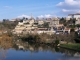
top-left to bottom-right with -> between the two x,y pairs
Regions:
75,18 -> 80,24
38,20 -> 44,25
55,27 -> 70,34
49,17 -> 59,28
36,28 -> 56,35
64,28 -> 70,34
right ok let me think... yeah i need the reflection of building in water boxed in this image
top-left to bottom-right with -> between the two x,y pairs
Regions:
29,46 -> 34,51
12,40 -> 80,56
18,45 -> 24,50
14,40 -> 56,53
59,48 -> 80,57
74,52 -> 80,57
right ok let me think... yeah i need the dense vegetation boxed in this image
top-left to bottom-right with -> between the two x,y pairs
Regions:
0,20 -> 18,30
59,17 -> 77,28
60,44 -> 80,51
19,30 -> 78,44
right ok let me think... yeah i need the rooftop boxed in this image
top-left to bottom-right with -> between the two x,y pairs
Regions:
68,13 -> 80,16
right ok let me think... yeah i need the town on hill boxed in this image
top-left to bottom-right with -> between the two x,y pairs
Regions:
0,13 -> 80,44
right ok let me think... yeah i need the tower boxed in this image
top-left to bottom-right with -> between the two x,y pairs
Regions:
30,13 -> 34,20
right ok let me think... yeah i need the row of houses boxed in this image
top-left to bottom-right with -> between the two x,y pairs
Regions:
11,13 -> 80,35
12,17 -> 71,35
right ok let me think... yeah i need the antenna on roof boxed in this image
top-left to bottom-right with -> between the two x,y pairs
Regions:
31,13 -> 33,19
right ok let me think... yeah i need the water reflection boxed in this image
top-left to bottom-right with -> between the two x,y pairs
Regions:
0,39 -> 80,60
0,49 -> 7,60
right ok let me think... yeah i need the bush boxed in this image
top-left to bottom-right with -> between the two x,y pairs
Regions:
55,40 -> 59,45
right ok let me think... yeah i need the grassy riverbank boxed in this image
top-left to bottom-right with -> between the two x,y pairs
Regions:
60,43 -> 80,51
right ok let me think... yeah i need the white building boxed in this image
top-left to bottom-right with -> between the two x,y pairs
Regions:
12,17 -> 38,34
68,13 -> 80,19
38,20 -> 44,25
67,13 -> 80,24
75,18 -> 80,24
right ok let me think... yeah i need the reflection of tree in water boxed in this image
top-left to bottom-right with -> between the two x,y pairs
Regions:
13,40 -> 80,57
0,34 -> 13,49
14,40 -> 59,53
0,34 -> 13,60
59,48 -> 80,57
0,49 -> 7,60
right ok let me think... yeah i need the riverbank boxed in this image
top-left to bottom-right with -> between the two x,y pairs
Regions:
60,43 -> 80,51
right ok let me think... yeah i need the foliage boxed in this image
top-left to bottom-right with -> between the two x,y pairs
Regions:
74,32 -> 80,43
7,31 -> 13,37
0,21 -> 18,30
60,44 -> 80,51
34,23 -> 38,25
43,22 -> 49,28
55,40 -> 59,45
24,22 -> 29,24
70,28 -> 75,32
76,24 -> 80,27
20,33 -> 55,43
69,25 -> 76,28
0,34 -> 13,49
59,17 -> 66,24
21,34 -> 40,43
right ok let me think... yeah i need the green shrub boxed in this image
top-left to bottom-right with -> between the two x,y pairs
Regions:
55,40 -> 59,45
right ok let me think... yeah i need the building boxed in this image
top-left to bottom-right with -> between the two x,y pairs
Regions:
56,27 -> 70,34
68,13 -> 80,19
75,18 -> 80,24
12,16 -> 38,34
49,17 -> 59,28
67,13 -> 80,24
12,16 -> 61,35
38,20 -> 44,25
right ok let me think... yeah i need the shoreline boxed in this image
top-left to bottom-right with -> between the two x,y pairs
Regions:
59,44 -> 80,52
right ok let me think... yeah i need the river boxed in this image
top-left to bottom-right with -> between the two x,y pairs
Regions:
0,40 -> 80,60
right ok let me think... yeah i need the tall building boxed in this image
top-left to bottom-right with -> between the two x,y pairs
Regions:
68,13 -> 80,19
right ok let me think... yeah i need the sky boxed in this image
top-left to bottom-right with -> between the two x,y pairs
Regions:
0,0 -> 80,20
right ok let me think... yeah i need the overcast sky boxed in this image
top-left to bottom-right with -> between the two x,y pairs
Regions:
0,0 -> 80,19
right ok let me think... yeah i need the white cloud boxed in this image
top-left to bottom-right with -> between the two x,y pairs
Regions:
62,9 -> 76,13
56,0 -> 80,15
17,14 -> 31,18
62,9 -> 70,12
57,0 -> 80,7
45,14 -> 52,18
37,14 -> 53,18
37,15 -> 44,18
4,6 -> 12,9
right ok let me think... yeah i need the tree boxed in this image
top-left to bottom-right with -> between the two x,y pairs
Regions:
22,17 -> 26,20
70,28 -> 75,32
76,24 -> 80,27
60,17 -> 66,24
69,18 -> 76,25
55,40 -> 59,45
43,22 -> 49,28
26,18 -> 28,20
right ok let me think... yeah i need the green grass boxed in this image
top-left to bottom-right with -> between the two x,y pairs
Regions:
60,43 -> 80,51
